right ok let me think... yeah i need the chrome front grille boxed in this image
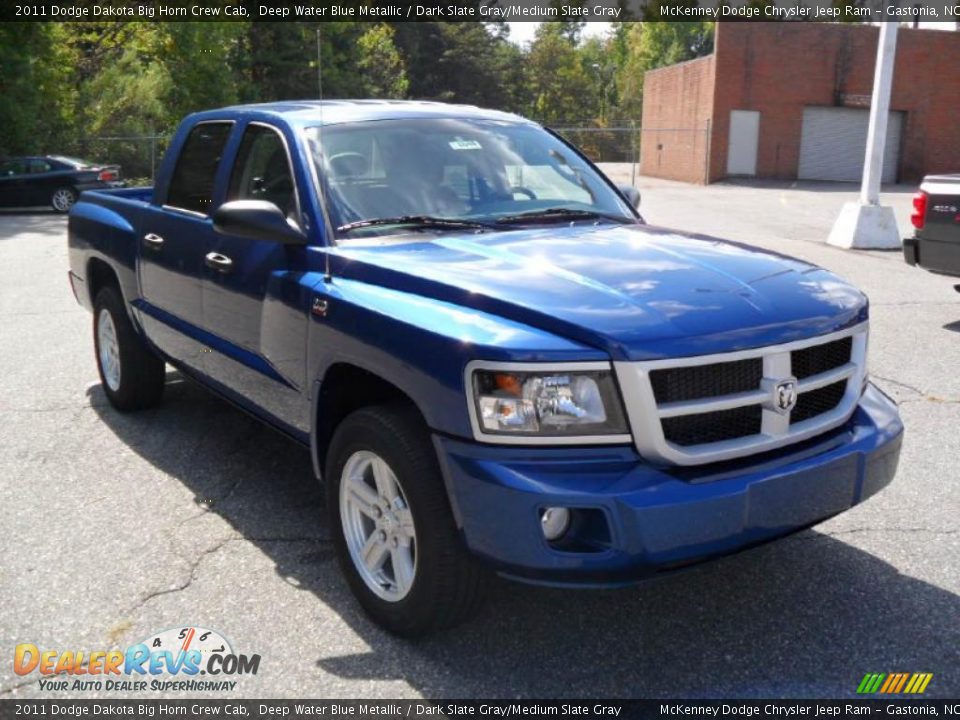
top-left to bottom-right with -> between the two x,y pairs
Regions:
614,323 -> 868,465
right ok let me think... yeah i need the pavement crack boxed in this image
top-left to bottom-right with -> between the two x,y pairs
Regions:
789,526 -> 959,541
124,534 -> 327,615
124,535 -> 238,615
247,535 -> 327,544
0,676 -> 38,697
870,374 -> 925,397
869,375 -> 960,403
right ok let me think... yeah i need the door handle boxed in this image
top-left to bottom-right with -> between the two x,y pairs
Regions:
143,233 -> 164,250
205,252 -> 234,274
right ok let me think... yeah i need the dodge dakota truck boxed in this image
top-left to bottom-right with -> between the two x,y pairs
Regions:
68,101 -> 903,637
904,174 -> 960,277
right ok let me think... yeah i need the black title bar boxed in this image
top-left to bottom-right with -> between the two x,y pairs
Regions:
2,699 -> 959,720
3,0 -> 958,22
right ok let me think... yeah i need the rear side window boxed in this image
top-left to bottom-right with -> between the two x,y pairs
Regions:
0,159 -> 26,176
28,159 -> 52,174
166,122 -> 232,214
228,124 -> 297,218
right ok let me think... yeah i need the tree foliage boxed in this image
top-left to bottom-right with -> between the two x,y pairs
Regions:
0,20 -> 716,173
617,22 -> 714,122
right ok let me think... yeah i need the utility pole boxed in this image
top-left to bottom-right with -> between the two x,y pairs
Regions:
827,22 -> 901,249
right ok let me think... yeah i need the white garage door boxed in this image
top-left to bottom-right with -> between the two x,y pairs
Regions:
798,106 -> 903,183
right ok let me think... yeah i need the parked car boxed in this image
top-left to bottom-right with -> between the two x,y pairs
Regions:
0,155 -> 124,212
904,175 -> 960,278
67,101 -> 903,637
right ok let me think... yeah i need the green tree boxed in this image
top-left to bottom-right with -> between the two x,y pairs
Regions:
355,24 -> 408,98
0,23 -> 73,155
391,22 -> 522,110
616,21 -> 714,122
525,22 -> 592,124
159,23 -> 245,120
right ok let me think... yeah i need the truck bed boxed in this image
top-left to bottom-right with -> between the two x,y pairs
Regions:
905,174 -> 960,277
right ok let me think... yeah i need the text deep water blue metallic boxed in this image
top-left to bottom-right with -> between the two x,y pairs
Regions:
67,101 -> 903,586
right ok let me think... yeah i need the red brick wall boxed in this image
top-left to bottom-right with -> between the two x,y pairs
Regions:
641,22 -> 960,184
639,54 -> 715,184
709,22 -> 960,183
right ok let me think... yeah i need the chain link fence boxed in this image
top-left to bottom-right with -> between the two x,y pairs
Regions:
78,124 -> 709,188
75,134 -> 170,186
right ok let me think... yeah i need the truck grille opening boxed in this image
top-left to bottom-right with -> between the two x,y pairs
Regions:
621,324 -> 867,465
790,381 -> 847,425
662,405 -> 763,446
791,336 -> 852,380
650,358 -> 762,404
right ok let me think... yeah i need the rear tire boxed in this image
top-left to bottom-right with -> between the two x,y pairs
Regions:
51,187 -> 77,213
326,405 -> 488,637
93,286 -> 165,411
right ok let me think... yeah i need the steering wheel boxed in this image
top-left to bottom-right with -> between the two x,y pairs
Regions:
510,186 -> 538,200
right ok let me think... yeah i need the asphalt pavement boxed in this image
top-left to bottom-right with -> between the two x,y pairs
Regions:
1,179 -> 958,699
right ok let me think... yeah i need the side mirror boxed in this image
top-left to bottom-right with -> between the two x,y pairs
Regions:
212,200 -> 306,245
617,185 -> 641,209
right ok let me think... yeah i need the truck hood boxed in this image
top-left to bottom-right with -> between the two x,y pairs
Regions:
330,223 -> 868,360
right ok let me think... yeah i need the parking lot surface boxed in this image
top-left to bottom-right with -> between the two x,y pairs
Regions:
1,177 -> 958,699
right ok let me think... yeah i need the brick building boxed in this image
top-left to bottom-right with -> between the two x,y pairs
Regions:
640,22 -> 960,185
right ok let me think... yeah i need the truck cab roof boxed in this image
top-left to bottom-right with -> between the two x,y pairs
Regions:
190,100 -> 532,128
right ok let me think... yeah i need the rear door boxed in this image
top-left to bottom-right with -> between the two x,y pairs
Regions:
200,121 -> 309,427
23,158 -> 58,206
137,121 -> 233,371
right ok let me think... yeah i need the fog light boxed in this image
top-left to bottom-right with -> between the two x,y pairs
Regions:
540,507 -> 571,541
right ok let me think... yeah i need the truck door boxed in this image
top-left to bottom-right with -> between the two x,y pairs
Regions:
137,121 -> 233,371
200,122 -> 310,434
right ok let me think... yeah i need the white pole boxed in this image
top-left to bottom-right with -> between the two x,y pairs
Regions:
826,23 -> 902,250
860,22 -> 898,205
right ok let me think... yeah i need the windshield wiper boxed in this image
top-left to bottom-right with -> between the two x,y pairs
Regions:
495,208 -> 633,226
337,215 -> 493,234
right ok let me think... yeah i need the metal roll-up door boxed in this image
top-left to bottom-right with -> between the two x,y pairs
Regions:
798,106 -> 903,183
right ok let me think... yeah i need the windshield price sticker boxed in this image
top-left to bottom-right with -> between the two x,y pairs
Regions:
449,139 -> 482,151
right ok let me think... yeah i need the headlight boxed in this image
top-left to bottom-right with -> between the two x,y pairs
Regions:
467,362 -> 630,443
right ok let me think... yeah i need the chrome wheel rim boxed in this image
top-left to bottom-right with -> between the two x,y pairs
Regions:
97,308 -> 121,392
52,189 -> 75,212
339,450 -> 417,602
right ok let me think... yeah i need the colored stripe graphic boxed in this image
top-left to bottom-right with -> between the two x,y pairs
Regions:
893,673 -> 909,693
905,673 -> 933,694
857,673 -> 885,694
857,672 -> 932,694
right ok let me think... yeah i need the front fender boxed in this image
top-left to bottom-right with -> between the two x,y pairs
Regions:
306,277 -> 607,440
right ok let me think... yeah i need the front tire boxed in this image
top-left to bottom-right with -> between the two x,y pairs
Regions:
51,187 -> 77,213
93,287 -> 165,411
326,405 -> 488,637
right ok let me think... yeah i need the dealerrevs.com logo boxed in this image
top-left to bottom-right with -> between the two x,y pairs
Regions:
13,626 -> 260,692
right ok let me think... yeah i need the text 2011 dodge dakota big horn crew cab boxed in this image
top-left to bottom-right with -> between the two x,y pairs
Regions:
68,101 -> 903,636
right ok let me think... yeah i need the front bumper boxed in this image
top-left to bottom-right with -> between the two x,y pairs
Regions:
434,383 -> 902,586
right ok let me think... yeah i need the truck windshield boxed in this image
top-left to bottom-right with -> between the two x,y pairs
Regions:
303,118 -> 635,239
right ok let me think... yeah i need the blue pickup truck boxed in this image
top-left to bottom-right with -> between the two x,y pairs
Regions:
68,101 -> 903,636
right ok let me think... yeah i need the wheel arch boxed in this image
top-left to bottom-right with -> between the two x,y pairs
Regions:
86,256 -> 121,307
311,362 -> 431,481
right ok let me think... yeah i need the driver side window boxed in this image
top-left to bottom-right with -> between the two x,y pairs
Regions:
228,124 -> 297,218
